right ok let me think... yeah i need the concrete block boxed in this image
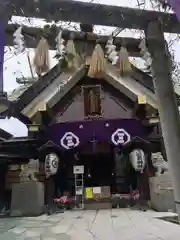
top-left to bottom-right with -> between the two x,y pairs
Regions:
10,182 -> 44,216
149,174 -> 176,212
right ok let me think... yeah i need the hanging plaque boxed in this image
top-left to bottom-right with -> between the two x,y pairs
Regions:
73,165 -> 84,174
138,95 -> 146,104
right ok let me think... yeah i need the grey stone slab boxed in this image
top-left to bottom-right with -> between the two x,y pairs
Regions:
0,221 -> 19,233
21,230 -> 41,239
8,227 -> 26,235
1,209 -> 180,239
22,215 -> 49,221
39,222 -> 56,228
149,174 -> 176,212
41,238 -> 57,240
0,232 -> 19,240
11,182 -> 44,217
18,237 -> 41,240
17,221 -> 43,228
42,233 -> 71,240
25,238 -> 41,240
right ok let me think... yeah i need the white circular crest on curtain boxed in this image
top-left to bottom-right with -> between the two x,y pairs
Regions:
111,128 -> 130,145
60,132 -> 80,149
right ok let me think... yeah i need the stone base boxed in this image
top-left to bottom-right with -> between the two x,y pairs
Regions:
10,182 -> 44,217
149,173 -> 176,212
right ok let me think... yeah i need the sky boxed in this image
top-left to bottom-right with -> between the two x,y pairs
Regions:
0,0 -> 180,137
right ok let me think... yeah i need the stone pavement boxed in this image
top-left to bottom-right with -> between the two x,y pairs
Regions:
0,209 -> 180,239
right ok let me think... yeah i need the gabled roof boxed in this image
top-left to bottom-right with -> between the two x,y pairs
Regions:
13,59 -> 64,113
21,66 -> 87,119
10,59 -> 180,122
11,61 -> 154,113
47,63 -> 157,111
107,64 -> 157,108
132,66 -> 153,91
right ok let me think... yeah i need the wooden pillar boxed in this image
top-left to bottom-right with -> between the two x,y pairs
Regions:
45,177 -> 55,205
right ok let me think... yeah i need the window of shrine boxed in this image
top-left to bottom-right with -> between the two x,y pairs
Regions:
82,85 -> 102,118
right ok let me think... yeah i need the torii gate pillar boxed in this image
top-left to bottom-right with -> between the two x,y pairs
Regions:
146,19 -> 180,223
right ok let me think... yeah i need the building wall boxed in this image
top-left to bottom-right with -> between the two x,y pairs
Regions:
53,91 -> 133,123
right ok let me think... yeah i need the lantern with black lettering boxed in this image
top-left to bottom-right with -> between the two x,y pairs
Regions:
129,149 -> 146,173
45,153 -> 59,178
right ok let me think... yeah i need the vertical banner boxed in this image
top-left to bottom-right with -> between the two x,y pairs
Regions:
168,0 -> 180,21
0,4 -> 5,93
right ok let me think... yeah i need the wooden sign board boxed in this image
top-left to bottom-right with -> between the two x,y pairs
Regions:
73,165 -> 84,174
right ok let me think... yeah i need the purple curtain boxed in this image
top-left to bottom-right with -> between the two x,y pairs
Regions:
168,0 -> 180,21
46,119 -> 151,150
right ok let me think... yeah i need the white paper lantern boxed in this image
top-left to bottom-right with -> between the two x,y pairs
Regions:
45,153 -> 59,178
129,149 -> 146,173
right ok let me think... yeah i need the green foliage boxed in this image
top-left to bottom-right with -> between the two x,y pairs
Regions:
54,52 -> 75,71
